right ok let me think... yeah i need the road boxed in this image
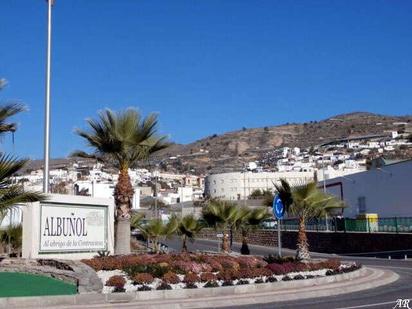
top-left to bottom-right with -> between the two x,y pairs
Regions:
164,237 -> 412,309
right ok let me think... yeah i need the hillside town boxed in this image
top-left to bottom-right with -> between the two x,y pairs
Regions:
3,126 -> 410,230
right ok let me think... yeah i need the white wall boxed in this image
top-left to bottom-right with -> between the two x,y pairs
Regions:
324,160 -> 412,218
204,171 -> 314,200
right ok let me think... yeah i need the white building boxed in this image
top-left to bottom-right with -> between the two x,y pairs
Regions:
323,160 -> 412,218
204,171 -> 314,200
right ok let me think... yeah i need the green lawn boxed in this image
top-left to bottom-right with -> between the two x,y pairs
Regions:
0,272 -> 77,297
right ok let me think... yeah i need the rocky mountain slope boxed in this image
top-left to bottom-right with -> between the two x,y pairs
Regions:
151,112 -> 412,174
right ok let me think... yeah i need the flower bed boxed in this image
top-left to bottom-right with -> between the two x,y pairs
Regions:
81,254 -> 361,293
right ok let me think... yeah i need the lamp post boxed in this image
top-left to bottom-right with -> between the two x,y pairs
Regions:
43,0 -> 54,193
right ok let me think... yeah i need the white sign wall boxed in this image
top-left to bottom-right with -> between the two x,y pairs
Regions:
39,204 -> 107,253
22,194 -> 114,260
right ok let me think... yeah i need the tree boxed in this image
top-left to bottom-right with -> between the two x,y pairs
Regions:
0,84 -> 46,257
275,180 -> 344,260
0,224 -> 22,256
0,155 -> 46,216
239,207 -> 272,255
0,103 -> 25,136
177,214 -> 204,252
201,200 -> 240,253
0,80 -> 26,136
73,108 -> 169,254
137,216 -> 178,253
249,189 -> 262,199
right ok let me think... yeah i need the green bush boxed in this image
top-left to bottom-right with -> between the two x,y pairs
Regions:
204,281 -> 219,288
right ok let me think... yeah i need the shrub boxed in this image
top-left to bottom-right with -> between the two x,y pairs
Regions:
319,259 -> 341,271
282,276 -> 293,281
238,269 -> 254,279
106,275 -> 126,289
281,262 -> 299,274
305,275 -> 315,279
200,272 -> 216,282
123,264 -> 148,277
162,271 -> 180,284
183,273 -> 200,284
217,269 -> 240,281
133,273 -> 154,285
266,263 -> 285,275
293,275 -> 305,280
221,280 -> 234,286
208,260 -> 223,272
237,256 -> 267,269
220,259 -> 240,271
185,282 -> 198,289
293,263 -> 309,272
254,278 -> 264,284
148,264 -> 170,277
156,282 -> 172,290
263,255 -> 295,264
325,270 -> 336,276
138,285 -> 152,291
172,261 -> 203,274
204,281 -> 219,288
113,287 -> 125,293
253,268 -> 272,277
237,279 -> 249,285
266,276 -> 277,283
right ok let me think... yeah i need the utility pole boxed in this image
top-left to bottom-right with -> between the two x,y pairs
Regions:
43,0 -> 54,193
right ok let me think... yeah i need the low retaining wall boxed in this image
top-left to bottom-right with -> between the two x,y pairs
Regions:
198,229 -> 412,254
0,267 -> 373,308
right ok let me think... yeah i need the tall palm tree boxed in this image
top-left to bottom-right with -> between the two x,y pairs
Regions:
136,216 -> 178,253
178,214 -> 204,252
202,200 -> 240,253
73,108 -> 169,254
275,180 -> 344,260
239,207 -> 272,255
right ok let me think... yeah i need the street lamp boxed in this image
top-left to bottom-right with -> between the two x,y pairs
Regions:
43,0 -> 54,193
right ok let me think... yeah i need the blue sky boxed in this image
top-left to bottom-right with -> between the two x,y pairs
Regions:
1,0 -> 411,159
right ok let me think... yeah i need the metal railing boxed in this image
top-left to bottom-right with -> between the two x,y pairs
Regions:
261,217 -> 412,233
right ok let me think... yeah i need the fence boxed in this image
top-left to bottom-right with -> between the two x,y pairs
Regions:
263,217 -> 412,233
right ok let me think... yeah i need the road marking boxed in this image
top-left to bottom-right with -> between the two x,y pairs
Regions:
335,300 -> 395,309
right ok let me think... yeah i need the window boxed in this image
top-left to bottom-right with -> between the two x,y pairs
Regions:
358,196 -> 366,214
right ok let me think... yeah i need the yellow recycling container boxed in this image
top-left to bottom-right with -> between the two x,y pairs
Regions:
357,213 -> 378,232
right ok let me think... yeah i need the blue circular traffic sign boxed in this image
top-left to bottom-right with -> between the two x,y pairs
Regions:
273,195 -> 285,219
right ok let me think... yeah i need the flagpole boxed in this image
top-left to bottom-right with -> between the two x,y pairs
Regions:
43,0 -> 53,193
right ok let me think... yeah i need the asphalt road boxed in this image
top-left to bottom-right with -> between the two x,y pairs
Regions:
164,237 -> 412,309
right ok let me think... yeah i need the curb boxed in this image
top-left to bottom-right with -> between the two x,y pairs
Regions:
0,267 -> 399,309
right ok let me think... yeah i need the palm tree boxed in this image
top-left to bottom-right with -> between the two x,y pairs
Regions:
0,155 -> 45,256
0,82 -> 26,136
178,214 -> 204,252
202,200 -> 240,253
239,207 -> 272,255
73,108 -> 169,254
0,103 -> 25,136
131,212 -> 145,230
137,216 -> 178,253
275,180 -> 344,260
0,155 -> 46,215
0,224 -> 22,256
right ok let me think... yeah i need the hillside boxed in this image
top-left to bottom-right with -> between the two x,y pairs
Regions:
151,112 -> 412,174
